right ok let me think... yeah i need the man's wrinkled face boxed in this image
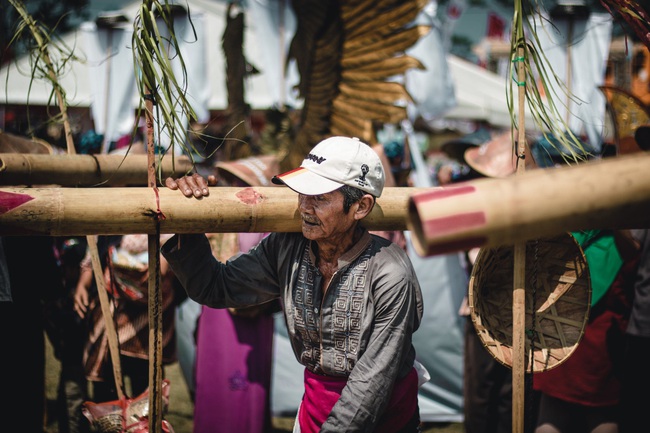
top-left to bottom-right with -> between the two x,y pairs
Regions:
298,190 -> 356,242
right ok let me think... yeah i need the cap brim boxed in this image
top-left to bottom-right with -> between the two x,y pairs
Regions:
272,167 -> 343,195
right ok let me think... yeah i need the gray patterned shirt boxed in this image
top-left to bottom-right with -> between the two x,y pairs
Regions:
162,230 -> 423,431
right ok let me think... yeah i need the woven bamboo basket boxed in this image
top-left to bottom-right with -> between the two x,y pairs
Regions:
468,232 -> 591,372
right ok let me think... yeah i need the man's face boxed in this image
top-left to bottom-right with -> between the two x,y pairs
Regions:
298,190 -> 356,242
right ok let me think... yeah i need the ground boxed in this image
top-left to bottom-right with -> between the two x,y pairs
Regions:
44,335 -> 464,433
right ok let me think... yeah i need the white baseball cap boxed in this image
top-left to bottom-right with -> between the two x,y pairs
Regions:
272,136 -> 385,197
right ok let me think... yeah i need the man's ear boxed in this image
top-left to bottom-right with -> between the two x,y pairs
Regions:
354,195 -> 375,220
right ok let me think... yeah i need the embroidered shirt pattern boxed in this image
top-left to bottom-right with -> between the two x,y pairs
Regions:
292,245 -> 369,376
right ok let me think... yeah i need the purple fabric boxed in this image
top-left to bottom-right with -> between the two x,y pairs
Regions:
193,231 -> 274,433
193,306 -> 274,433
238,232 -> 268,253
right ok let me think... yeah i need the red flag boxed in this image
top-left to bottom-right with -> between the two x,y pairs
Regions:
447,2 -> 463,20
486,12 -> 506,38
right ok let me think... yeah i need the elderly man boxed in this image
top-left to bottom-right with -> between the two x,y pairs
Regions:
162,136 -> 424,432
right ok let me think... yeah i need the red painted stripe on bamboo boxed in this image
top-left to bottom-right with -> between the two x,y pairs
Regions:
411,184 -> 476,204
0,191 -> 34,215
422,211 -> 487,238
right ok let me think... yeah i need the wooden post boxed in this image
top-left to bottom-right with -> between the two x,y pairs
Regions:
512,43 -> 528,433
87,235 -> 125,400
144,72 -> 163,433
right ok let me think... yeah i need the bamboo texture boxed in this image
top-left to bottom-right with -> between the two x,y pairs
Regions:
407,152 -> 650,256
512,43 -> 528,433
0,186 -> 427,236
3,153 -> 650,251
0,153 -> 194,186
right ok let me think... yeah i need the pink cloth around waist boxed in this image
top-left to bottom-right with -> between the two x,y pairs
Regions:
298,367 -> 418,433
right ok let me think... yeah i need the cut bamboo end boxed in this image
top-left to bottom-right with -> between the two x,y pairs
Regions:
407,152 -> 650,257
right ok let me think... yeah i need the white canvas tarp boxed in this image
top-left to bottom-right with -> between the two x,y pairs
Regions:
527,11 -> 613,152
0,0 -> 522,131
0,0 -> 299,111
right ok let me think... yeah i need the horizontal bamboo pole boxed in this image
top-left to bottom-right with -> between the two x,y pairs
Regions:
0,153 -> 194,186
407,152 -> 650,256
3,153 -> 650,252
0,186 -> 428,236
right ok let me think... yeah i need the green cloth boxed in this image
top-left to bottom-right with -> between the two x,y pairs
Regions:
571,230 -> 623,307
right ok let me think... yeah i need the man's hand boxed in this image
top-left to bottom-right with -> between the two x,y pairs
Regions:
165,173 -> 217,198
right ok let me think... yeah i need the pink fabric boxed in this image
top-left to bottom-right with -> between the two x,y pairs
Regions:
193,307 -> 274,433
114,133 -> 131,149
238,232 -> 268,253
193,231 -> 274,433
298,367 -> 418,433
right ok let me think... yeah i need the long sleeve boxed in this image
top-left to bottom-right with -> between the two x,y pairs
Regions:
161,233 -> 280,309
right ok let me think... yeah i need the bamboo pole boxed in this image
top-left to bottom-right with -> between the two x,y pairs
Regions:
407,151 -> 650,256
9,1 -> 134,404
144,78 -> 163,433
512,43 -> 528,433
0,154 -> 194,186
1,153 -> 650,240
86,235 -> 125,400
0,186 -> 427,236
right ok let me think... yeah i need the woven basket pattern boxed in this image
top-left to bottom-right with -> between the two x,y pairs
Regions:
469,233 -> 591,372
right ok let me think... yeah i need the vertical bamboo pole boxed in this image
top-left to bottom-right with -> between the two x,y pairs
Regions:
565,17 -> 573,125
87,235 -> 125,400
512,43 -> 528,433
100,29 -> 114,155
144,88 -> 163,433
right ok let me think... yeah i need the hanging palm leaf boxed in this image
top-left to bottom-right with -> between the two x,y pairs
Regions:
6,0 -> 82,154
506,0 -> 591,164
600,0 -> 650,47
131,0 -> 201,182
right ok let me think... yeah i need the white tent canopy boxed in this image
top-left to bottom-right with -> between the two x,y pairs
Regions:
0,0 -> 299,111
0,0 -> 523,131
445,55 -> 538,129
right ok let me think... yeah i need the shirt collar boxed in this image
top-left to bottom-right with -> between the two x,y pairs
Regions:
307,228 -> 371,270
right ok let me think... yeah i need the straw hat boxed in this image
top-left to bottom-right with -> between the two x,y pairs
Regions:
216,154 -> 280,187
440,127 -> 492,162
0,130 -> 58,154
468,232 -> 591,372
463,130 -> 538,178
